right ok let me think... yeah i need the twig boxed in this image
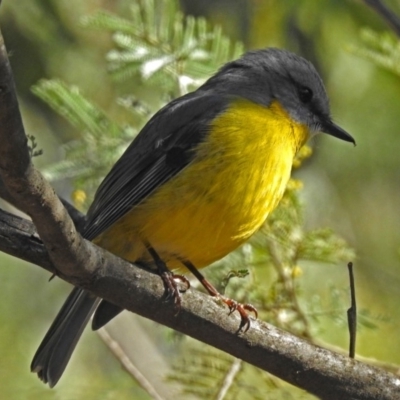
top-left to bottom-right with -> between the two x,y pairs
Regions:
347,262 -> 357,359
97,328 -> 165,400
215,358 -> 242,400
266,240 -> 312,339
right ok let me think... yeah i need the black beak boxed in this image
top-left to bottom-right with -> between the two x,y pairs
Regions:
321,119 -> 356,145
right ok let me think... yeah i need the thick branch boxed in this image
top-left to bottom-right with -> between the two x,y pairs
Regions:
0,28 -> 97,283
0,20 -> 399,400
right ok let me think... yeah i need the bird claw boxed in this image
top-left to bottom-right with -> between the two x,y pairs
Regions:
221,297 -> 258,332
160,271 -> 191,313
172,274 -> 191,293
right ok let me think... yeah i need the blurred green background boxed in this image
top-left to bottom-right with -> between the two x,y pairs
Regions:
1,0 -> 400,398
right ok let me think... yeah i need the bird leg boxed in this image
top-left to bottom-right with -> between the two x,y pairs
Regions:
144,240 -> 190,309
180,259 -> 257,331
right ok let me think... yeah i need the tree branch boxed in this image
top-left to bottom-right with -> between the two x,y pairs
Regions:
1,209 -> 400,400
0,20 -> 400,400
0,31 -> 97,283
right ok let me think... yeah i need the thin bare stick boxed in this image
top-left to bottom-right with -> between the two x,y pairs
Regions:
347,262 -> 357,359
97,328 -> 165,400
215,358 -> 242,400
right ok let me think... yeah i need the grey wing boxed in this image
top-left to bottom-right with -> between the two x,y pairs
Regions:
83,92 -> 228,241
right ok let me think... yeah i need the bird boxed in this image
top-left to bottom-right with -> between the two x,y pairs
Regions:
31,47 -> 355,387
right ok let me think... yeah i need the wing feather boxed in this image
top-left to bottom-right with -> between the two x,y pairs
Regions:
83,92 -> 228,240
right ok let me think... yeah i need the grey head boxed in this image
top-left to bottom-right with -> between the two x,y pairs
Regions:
200,48 -> 355,144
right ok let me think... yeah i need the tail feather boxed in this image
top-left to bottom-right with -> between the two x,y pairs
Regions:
31,287 -> 100,387
92,300 -> 123,331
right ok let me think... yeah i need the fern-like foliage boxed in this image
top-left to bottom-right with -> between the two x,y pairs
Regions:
82,0 -> 244,95
169,340 -> 316,400
33,79 -> 134,196
350,28 -> 400,76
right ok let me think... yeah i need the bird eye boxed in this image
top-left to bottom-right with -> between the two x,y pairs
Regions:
298,86 -> 313,103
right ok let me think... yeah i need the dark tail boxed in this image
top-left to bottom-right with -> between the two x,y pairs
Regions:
31,287 -> 100,387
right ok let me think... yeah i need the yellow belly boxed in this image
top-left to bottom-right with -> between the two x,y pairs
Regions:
94,99 -> 309,271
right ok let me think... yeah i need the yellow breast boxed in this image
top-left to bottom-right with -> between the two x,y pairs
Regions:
95,99 -> 309,270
